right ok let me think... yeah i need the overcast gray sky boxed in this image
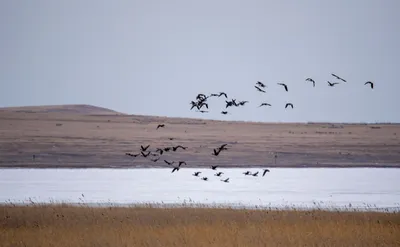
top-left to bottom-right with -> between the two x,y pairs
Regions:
0,0 -> 398,123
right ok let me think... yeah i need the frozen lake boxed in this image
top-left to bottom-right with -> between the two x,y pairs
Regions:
1,168 -> 399,211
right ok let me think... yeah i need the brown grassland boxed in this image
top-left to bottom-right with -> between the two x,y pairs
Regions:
1,104 -> 400,168
1,204 -> 399,247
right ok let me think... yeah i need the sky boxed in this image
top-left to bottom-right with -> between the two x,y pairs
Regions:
0,0 -> 399,123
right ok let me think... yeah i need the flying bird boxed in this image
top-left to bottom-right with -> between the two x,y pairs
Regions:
141,145 -> 150,152
156,124 -> 165,129
252,171 -> 259,177
364,81 -> 374,89
254,86 -> 266,93
210,92 -> 228,98
221,178 -> 229,183
211,165 -> 218,170
285,103 -> 294,109
196,93 -> 208,101
193,171 -> 202,177
256,81 -> 266,88
277,83 -> 288,92
201,177 -> 208,181
171,167 -> 180,173
221,111 -> 228,115
327,81 -> 339,87
243,171 -> 251,175
214,172 -> 224,177
141,151 -> 151,158
155,148 -> 164,155
262,169 -> 270,176
150,157 -> 159,162
212,148 -> 222,156
217,144 -> 228,151
306,78 -> 315,87
125,153 -> 140,157
172,145 -> 187,151
238,101 -> 249,106
178,161 -> 187,166
258,103 -> 272,107
331,73 -> 346,82
225,100 -> 234,108
164,160 -> 175,165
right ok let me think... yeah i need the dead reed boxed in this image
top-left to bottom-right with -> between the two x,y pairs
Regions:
1,203 -> 399,247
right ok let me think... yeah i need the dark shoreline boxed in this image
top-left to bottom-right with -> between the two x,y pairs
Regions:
1,164 -> 399,169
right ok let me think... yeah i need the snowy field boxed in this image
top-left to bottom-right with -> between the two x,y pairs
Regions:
1,168 -> 399,211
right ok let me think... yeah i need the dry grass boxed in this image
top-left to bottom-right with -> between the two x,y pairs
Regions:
1,204 -> 399,247
1,105 -> 400,168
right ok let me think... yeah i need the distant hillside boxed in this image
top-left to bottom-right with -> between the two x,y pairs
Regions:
0,104 -> 124,115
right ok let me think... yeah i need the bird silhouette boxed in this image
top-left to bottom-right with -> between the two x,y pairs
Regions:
164,147 -> 172,152
327,81 -> 339,87
306,78 -> 315,87
277,83 -> 288,92
252,171 -> 259,177
193,171 -> 202,177
221,111 -> 228,115
155,148 -> 164,155
243,171 -> 251,175
172,145 -> 187,151
217,144 -> 228,151
214,172 -> 224,177
156,124 -> 165,129
125,153 -> 140,157
262,169 -> 270,176
150,157 -> 159,162
225,100 -> 234,108
331,73 -> 346,82
197,110 -> 208,113
255,86 -> 266,93
365,81 -> 374,89
201,177 -> 208,181
211,165 -> 218,170
256,81 -> 266,88
221,178 -> 229,183
141,151 -> 151,158
141,145 -> 150,152
285,103 -> 294,109
196,93 -> 208,101
258,103 -> 272,107
178,161 -> 187,166
238,101 -> 249,106
164,160 -> 175,165
212,148 -> 222,156
171,167 -> 180,173
210,92 -> 228,98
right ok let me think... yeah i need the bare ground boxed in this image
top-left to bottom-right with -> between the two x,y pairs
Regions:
1,105 -> 400,168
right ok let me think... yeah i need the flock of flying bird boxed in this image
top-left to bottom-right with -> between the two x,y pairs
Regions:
125,135 -> 269,183
125,73 -> 374,183
190,73 -> 374,115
